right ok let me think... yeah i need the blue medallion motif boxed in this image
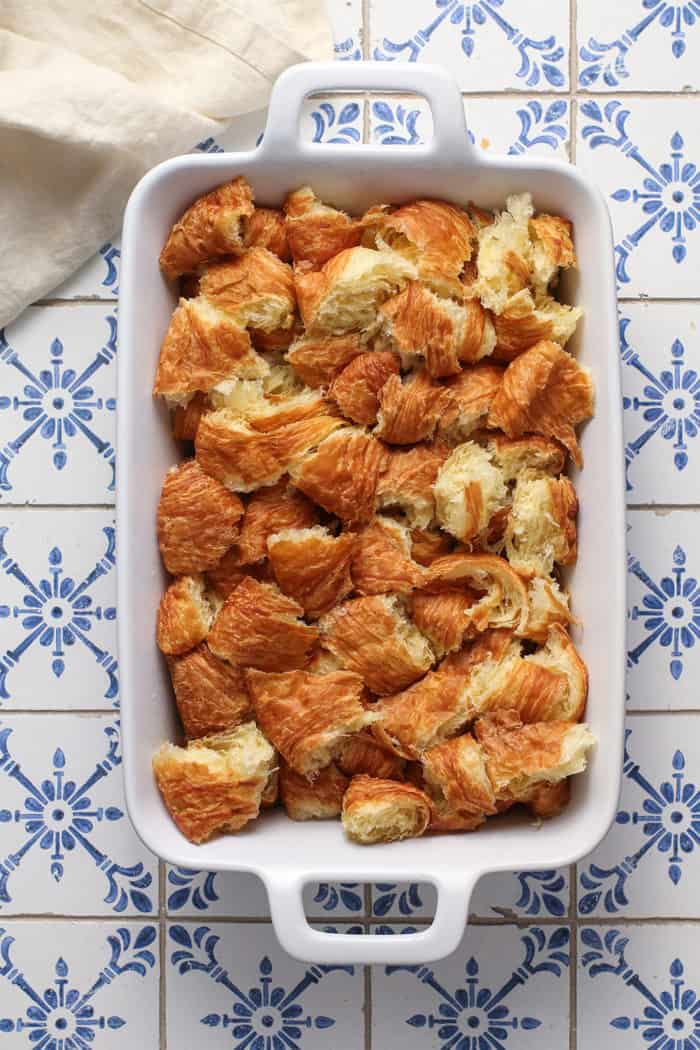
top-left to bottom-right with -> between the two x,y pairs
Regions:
628,543 -> 700,681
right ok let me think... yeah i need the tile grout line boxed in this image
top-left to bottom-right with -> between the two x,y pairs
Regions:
569,858 -> 578,1050
6,911 -> 700,925
364,964 -> 373,1050
159,860 -> 167,1050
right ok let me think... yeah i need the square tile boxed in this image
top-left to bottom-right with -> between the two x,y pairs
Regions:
0,715 -> 156,915
166,921 -> 365,1049
576,97 -> 700,297
578,0 -> 700,91
372,923 -> 570,1048
370,95 -> 570,157
0,306 -> 117,504
578,924 -> 700,1049
620,303 -> 700,504
0,510 -> 118,709
578,714 -> 700,918
0,920 -> 159,1047
329,0 -> 363,59
626,510 -> 700,708
370,0 -> 569,91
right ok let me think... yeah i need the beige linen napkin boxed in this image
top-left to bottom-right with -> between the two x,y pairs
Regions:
0,0 -> 331,327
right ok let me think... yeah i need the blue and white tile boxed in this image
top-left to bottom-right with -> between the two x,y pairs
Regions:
328,0 -> 363,60
371,924 -> 570,1048
578,715 -> 700,918
578,924 -> 700,1050
0,715 -> 156,915
578,0 -> 700,91
370,0 -> 569,91
166,921 -> 365,1049
370,96 -> 570,157
620,303 -> 700,504
49,243 -> 121,302
0,511 -> 118,709
0,920 -> 158,1048
626,511 -> 700,707
576,97 -> 700,297
0,307 -> 117,504
166,867 -> 365,920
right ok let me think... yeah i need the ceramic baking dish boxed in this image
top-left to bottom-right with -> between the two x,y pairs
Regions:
118,61 -> 625,965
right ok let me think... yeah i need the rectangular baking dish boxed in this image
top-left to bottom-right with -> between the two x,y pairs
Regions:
118,61 -> 626,965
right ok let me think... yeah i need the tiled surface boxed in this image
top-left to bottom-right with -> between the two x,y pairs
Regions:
2,0 -> 698,1046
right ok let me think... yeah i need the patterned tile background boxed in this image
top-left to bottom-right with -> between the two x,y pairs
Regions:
2,1 -> 698,1047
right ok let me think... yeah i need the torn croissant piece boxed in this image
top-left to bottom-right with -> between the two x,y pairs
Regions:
284,186 -> 362,270
421,735 -> 497,832
475,193 -> 535,314
319,594 -> 434,695
153,298 -> 268,406
336,731 -> 406,781
474,710 -> 594,802
279,760 -> 349,820
246,668 -> 375,776
267,526 -> 356,619
409,527 -> 454,566
159,176 -> 254,280
195,408 -> 344,492
157,460 -> 245,574
341,775 -> 432,844
295,246 -> 414,335
493,289 -> 581,361
205,547 -> 249,599
523,576 -> 576,644
198,248 -> 296,334
156,574 -> 215,656
526,778 -> 570,819
438,364 -> 504,444
364,198 -> 475,296
237,481 -> 319,565
522,624 -> 588,722
285,333 -> 364,388
486,432 -> 566,482
433,442 -> 509,544
488,340 -> 594,467
410,588 -> 480,658
351,516 -> 426,596
168,643 -> 251,739
244,207 -> 290,260
505,474 -> 578,577
172,391 -> 209,441
211,384 -> 333,433
380,282 -> 495,378
422,554 -> 530,636
152,722 -> 275,843
251,325 -> 300,354
374,369 -> 450,445
290,427 -> 389,525
208,576 -> 317,671
328,351 -> 401,425
530,212 -> 577,294
261,769 -> 279,808
376,443 -> 449,529
371,666 -> 474,759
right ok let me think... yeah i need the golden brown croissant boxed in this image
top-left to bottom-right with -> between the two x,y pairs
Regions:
205,547 -> 249,599
285,333 -> 364,388
336,730 -> 406,781
279,760 -> 349,820
526,777 -> 570,819
172,391 -> 209,442
237,480 -> 319,565
376,443 -> 449,529
438,364 -> 504,443
421,735 -> 497,832
505,474 -> 578,577
341,774 -> 432,843
152,722 -> 275,842
198,248 -> 296,333
157,460 -> 244,575
156,574 -> 215,656
410,588 -> 480,657
374,369 -> 450,445
351,516 -> 426,596
493,289 -> 581,361
372,668 -> 473,759
244,207 -> 290,260
290,427 -> 389,525
433,441 -> 509,543
530,213 -> 577,292
246,668 -> 374,775
409,526 -> 454,566
486,432 -> 566,481
267,526 -> 356,619
488,340 -> 594,467
319,594 -> 434,695
422,553 -> 529,636
168,642 -> 251,738
522,624 -> 588,721
159,176 -> 254,280
328,351 -> 401,425
523,576 -> 576,644
284,186 -> 362,270
208,576 -> 317,670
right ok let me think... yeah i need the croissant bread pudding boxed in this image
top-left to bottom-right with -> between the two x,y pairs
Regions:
151,178 -> 595,846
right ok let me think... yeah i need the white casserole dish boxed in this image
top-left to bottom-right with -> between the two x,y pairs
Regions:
118,61 -> 626,965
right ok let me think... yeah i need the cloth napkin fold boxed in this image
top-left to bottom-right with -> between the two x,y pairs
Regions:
0,0 -> 331,327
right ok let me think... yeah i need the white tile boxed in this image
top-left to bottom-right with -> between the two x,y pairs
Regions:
0,511 -> 118,709
370,96 -> 570,157
328,0 -> 363,59
372,923 -> 570,1048
578,0 -> 700,91
0,920 -> 158,1047
578,924 -> 700,1050
578,714 -> 700,919
620,303 -> 700,504
166,921 -> 365,1049
0,307 -> 117,504
370,0 -> 569,90
626,511 -> 700,708
0,715 -> 156,915
49,242 -> 121,302
576,97 -> 700,297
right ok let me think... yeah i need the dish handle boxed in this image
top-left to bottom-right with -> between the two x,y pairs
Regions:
265,867 -> 478,964
260,60 -> 474,162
